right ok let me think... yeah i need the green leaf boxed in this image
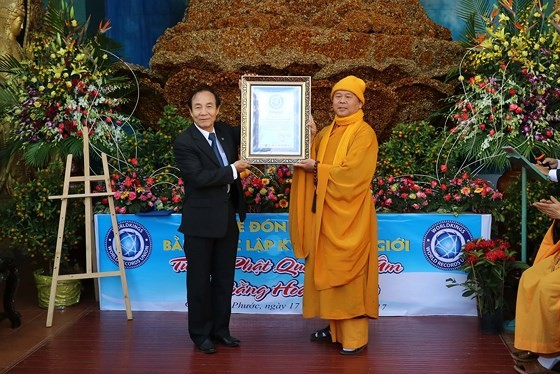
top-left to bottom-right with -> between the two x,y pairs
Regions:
456,0 -> 494,47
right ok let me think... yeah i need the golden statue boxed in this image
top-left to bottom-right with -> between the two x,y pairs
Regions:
0,0 -> 24,62
0,0 -> 26,195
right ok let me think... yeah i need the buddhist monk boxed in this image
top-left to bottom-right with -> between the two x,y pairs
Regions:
512,196 -> 560,373
289,75 -> 378,355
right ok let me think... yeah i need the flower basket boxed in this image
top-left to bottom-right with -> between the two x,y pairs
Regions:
33,269 -> 81,309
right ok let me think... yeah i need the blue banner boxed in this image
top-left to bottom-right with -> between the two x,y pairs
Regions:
95,213 -> 490,316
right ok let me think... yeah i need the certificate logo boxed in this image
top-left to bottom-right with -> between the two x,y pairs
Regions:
422,220 -> 473,270
269,94 -> 284,110
105,220 -> 152,269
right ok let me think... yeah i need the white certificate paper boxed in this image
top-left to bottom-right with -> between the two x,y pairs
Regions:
250,86 -> 301,154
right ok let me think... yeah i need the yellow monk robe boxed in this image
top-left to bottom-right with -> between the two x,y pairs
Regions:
289,109 -> 379,320
514,222 -> 560,354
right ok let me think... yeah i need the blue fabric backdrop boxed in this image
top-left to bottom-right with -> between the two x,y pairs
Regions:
105,0 -> 188,67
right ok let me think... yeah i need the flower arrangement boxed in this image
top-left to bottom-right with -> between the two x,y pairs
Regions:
372,172 -> 504,217
372,119 -> 505,218
0,0 -> 134,167
93,105 -> 187,214
446,237 -> 528,316
446,0 -> 560,169
241,165 -> 292,213
93,159 -> 184,214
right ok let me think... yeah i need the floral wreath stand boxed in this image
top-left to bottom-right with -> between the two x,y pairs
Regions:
46,130 -> 133,327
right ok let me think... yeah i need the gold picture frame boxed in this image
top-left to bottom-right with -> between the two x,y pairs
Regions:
240,75 -> 311,164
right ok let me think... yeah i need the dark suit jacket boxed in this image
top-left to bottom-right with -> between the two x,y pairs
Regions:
173,122 -> 246,238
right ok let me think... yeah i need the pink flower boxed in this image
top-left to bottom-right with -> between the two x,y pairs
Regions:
491,192 -> 503,200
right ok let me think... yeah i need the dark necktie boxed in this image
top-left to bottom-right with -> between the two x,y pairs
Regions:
208,132 -> 224,167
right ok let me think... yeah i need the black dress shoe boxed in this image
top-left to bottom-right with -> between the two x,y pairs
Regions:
196,338 -> 217,354
339,345 -> 366,355
213,335 -> 240,347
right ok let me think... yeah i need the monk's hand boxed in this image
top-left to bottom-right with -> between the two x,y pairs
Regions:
533,196 -> 560,220
234,160 -> 251,173
308,116 -> 317,140
294,159 -> 316,173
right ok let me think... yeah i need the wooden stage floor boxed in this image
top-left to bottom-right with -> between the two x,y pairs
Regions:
1,281 -> 519,374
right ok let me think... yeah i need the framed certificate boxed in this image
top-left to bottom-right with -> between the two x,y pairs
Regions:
240,75 -> 311,164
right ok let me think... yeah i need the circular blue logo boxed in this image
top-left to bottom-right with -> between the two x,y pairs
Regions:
422,220 -> 473,270
105,220 -> 152,269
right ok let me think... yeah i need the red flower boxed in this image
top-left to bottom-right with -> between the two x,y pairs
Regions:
486,249 -> 506,262
466,255 -> 478,264
124,176 -> 132,188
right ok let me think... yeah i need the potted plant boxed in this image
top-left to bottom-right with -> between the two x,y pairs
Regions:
446,237 -> 528,334
375,121 -> 462,179
0,162 -> 84,308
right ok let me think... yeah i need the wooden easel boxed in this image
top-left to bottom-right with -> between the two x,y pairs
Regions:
46,131 -> 132,327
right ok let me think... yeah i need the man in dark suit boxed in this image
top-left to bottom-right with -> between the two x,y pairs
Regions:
173,86 -> 250,354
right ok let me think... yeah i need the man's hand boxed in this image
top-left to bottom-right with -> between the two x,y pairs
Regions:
533,196 -> 560,220
534,163 -> 550,175
293,159 -> 316,173
539,157 -> 558,169
234,160 -> 251,173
